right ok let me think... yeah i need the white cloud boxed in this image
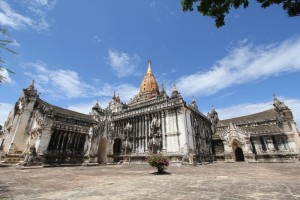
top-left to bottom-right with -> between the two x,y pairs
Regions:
177,36 -> 300,97
23,61 -> 96,99
67,85 -> 140,114
67,101 -> 97,115
107,49 -> 141,77
0,0 -> 33,29
0,0 -> 55,31
22,61 -> 140,102
93,35 -> 102,43
115,84 -> 140,103
210,97 -> 300,130
216,102 -> 272,120
0,102 -> 13,126
219,91 -> 236,99
30,0 -> 49,6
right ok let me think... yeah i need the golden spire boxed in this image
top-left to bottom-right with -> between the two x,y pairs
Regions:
140,59 -> 159,94
147,59 -> 152,74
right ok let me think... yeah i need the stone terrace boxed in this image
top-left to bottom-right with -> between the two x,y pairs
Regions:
0,162 -> 300,200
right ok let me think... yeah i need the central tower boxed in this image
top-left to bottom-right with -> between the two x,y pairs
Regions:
139,60 -> 159,94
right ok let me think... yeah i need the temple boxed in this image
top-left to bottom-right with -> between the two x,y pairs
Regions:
0,61 -> 299,165
209,96 -> 300,162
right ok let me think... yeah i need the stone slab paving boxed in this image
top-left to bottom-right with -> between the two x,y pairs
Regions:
0,162 -> 300,200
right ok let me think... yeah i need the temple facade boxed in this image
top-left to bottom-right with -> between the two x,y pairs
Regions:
209,96 -> 300,162
87,61 -> 213,164
0,61 -> 213,165
0,80 -> 96,164
0,60 -> 299,165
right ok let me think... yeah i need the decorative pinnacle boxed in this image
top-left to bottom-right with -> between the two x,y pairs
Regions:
147,59 -> 152,74
161,82 -> 165,92
173,82 -> 177,91
28,80 -> 35,89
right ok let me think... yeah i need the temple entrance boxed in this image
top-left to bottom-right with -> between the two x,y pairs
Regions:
235,147 -> 245,161
113,138 -> 122,162
232,139 -> 244,162
98,138 -> 108,164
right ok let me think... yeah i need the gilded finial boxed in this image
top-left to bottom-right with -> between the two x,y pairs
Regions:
147,59 -> 152,74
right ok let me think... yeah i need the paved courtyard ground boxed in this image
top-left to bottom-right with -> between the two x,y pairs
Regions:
0,162 -> 300,200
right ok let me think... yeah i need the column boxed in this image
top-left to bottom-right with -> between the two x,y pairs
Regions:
250,137 -> 261,154
70,133 -> 77,152
61,132 -> 69,152
259,136 -> 268,151
145,114 -> 149,151
161,111 -> 166,150
74,133 -> 81,152
134,117 -> 138,153
56,132 -> 64,150
66,133 -> 74,151
175,109 -> 180,152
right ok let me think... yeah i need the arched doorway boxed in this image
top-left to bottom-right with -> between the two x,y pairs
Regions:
113,138 -> 122,162
232,139 -> 244,162
98,138 -> 108,164
235,147 -> 245,161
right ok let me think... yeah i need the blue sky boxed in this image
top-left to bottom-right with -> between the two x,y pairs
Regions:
0,0 -> 300,129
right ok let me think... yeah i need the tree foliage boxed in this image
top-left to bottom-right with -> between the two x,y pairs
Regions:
181,0 -> 300,27
0,28 -> 16,83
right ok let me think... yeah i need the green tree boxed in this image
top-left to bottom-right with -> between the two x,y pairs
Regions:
181,0 -> 300,27
0,28 -> 16,83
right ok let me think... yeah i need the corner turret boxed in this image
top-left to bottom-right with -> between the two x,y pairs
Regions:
190,96 -> 199,110
170,82 -> 181,99
207,106 -> 219,134
91,100 -> 105,121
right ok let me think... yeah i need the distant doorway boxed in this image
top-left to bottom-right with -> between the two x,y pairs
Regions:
235,147 -> 245,162
98,138 -> 108,164
113,138 -> 122,162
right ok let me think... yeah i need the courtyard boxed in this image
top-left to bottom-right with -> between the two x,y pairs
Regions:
0,162 -> 300,200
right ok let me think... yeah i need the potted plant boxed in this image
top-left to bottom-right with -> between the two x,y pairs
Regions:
146,153 -> 170,174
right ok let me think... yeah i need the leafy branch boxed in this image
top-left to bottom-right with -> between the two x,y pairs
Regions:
0,28 -> 17,83
181,0 -> 300,28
